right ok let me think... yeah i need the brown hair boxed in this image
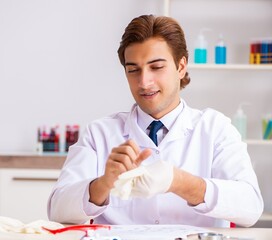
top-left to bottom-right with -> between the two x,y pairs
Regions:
118,14 -> 190,89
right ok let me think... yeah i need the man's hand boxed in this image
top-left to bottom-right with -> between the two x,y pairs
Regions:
130,160 -> 174,198
89,140 -> 152,205
103,139 -> 152,189
111,160 -> 206,206
111,160 -> 174,199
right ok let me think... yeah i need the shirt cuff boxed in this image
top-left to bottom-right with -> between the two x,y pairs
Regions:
82,181 -> 109,217
192,178 -> 218,213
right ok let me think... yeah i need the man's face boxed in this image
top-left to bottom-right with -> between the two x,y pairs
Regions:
124,37 -> 187,119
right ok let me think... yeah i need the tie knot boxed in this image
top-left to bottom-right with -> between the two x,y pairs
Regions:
148,121 -> 164,146
149,121 -> 164,133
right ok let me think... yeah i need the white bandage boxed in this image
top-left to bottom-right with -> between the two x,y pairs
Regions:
111,160 -> 173,199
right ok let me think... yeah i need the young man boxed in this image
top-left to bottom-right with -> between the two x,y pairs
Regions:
48,15 -> 263,227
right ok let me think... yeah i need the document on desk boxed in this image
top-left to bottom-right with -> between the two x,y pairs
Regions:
109,224 -> 207,239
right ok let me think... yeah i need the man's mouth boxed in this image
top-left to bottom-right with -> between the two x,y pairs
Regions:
140,91 -> 159,97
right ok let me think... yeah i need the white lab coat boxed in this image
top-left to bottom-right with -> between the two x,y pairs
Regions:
47,100 -> 263,227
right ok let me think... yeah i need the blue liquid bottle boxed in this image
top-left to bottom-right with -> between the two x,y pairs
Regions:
194,33 -> 207,64
215,34 -> 227,64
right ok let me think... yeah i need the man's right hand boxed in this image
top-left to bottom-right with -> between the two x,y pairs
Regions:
89,139 -> 152,205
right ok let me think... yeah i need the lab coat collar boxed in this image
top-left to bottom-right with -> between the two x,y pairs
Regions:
124,104 -> 154,148
124,99 -> 195,148
160,100 -> 194,144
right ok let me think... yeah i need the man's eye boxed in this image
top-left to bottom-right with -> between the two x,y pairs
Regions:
152,66 -> 164,70
127,69 -> 139,73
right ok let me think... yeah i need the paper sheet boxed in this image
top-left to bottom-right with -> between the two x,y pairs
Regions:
108,224 -> 207,239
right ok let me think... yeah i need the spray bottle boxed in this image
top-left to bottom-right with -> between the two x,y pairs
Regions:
194,28 -> 211,64
232,103 -> 250,140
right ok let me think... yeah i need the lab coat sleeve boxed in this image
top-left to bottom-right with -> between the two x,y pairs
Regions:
47,124 -> 109,224
192,111 -> 264,227
48,178 -> 108,224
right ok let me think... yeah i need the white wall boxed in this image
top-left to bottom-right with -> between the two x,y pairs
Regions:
0,0 -> 271,152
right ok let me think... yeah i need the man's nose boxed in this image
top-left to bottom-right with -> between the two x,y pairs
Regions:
138,70 -> 154,88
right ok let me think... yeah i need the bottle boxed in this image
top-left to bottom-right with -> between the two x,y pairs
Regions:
262,113 -> 272,140
194,29 -> 209,64
36,126 -> 43,154
215,34 -> 227,64
232,103 -> 249,140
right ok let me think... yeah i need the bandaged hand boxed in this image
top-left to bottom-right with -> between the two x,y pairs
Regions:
111,160 -> 173,199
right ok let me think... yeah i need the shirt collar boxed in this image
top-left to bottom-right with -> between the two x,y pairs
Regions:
136,99 -> 184,131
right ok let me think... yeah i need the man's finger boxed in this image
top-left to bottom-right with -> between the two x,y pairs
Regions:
135,148 -> 152,166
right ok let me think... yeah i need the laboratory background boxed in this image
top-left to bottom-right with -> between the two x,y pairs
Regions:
0,0 -> 272,227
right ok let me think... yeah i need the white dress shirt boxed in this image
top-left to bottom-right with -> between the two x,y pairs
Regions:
47,100 -> 263,227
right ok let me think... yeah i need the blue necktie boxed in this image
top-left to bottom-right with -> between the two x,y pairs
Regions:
148,121 -> 164,146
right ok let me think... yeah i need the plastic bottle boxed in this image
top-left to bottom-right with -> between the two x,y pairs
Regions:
194,29 -> 209,64
232,103 -> 249,140
215,34 -> 227,64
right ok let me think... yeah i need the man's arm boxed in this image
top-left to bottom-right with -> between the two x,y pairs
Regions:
89,176 -> 111,206
169,167 -> 206,206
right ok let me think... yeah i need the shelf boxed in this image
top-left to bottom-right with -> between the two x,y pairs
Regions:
188,64 -> 272,70
245,139 -> 272,146
259,212 -> 272,221
0,154 -> 66,169
0,151 -> 67,157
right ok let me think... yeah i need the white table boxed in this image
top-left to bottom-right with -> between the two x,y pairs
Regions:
0,227 -> 271,240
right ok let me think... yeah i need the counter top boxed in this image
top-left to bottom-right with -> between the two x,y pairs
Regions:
0,153 -> 66,169
0,227 -> 271,240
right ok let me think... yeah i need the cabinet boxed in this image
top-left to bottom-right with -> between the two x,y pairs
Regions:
0,153 -> 65,223
0,169 -> 60,223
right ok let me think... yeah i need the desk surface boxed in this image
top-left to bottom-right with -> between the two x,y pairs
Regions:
0,228 -> 271,240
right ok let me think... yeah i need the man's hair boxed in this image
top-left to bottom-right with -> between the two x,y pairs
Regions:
118,14 -> 190,89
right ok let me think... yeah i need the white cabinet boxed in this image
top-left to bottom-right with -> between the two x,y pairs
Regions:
0,169 -> 60,223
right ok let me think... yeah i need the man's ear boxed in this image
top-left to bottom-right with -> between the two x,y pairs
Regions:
178,56 -> 187,78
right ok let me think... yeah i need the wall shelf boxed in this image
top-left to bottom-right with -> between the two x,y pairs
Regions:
188,64 -> 272,71
245,139 -> 272,146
